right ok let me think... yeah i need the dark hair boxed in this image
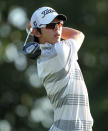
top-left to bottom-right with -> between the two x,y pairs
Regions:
34,28 -> 41,43
34,36 -> 39,43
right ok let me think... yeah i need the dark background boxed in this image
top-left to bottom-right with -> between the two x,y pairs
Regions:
0,0 -> 108,131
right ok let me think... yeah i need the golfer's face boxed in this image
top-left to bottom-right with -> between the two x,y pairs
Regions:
39,18 -> 63,44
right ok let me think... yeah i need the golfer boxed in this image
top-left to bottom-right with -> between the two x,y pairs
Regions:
24,6 -> 93,131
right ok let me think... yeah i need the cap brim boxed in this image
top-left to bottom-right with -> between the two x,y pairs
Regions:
56,14 -> 67,21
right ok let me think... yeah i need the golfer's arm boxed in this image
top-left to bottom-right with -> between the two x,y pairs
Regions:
62,27 -> 85,44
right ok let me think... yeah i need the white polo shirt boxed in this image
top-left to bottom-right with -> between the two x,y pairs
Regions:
37,39 -> 93,131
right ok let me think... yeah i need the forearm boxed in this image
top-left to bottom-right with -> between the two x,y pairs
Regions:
62,27 -> 85,43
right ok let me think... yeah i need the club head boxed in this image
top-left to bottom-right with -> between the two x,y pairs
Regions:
23,42 -> 41,59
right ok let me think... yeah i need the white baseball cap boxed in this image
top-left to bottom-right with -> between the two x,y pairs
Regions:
30,6 -> 67,28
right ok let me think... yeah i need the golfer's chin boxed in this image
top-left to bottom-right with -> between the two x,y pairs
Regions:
50,36 -> 61,44
55,37 -> 61,43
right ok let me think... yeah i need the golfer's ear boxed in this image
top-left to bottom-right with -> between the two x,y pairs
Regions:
31,28 -> 41,37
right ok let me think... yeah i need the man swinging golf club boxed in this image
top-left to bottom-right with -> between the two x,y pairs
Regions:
23,6 -> 93,131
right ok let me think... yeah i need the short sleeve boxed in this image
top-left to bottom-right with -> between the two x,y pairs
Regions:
54,38 -> 78,67
64,38 -> 82,52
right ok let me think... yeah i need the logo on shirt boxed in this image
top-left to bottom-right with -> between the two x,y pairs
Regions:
41,9 -> 56,18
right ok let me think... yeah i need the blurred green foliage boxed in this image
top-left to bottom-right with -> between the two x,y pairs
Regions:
0,0 -> 108,131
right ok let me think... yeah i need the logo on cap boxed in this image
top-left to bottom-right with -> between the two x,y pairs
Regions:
41,9 -> 56,18
33,21 -> 37,27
